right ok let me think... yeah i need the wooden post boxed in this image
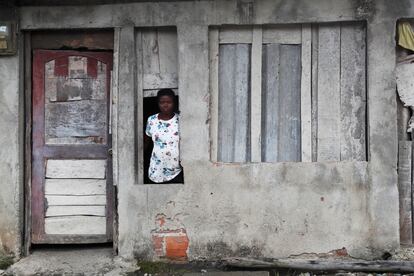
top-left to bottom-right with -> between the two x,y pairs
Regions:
112,27 -> 120,187
209,28 -> 219,162
398,140 -> 413,244
317,25 -> 341,161
251,26 -> 262,162
301,24 -> 312,162
135,30 -> 144,184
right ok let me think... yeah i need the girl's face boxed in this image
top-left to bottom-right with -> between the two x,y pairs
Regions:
158,95 -> 175,114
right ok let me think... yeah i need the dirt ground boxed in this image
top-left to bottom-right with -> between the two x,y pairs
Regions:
3,245 -> 414,276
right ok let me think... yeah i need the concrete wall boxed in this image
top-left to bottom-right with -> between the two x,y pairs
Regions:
0,54 -> 22,255
0,5 -> 23,257
0,0 -> 409,260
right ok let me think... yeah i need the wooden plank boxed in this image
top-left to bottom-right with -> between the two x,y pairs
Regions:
224,257 -> 414,273
112,27 -> 120,187
46,159 -> 106,179
230,44 -> 251,163
311,24 -> 319,162
301,24 -> 312,162
398,140 -> 412,244
45,216 -> 106,235
31,30 -> 114,50
142,29 -> 160,74
111,29 -> 119,253
45,100 -> 107,144
136,30 -> 144,184
23,32 -> 32,256
32,50 -> 50,242
45,179 -> 106,195
218,44 -> 251,162
277,45 -> 301,162
209,28 -> 219,162
31,234 -> 110,244
158,28 -> 178,75
46,205 -> 106,217
46,195 -> 106,205
219,26 -> 252,44
316,25 -> 341,161
43,145 -> 107,159
143,73 -> 178,90
250,26 -> 262,162
44,61 -> 57,100
340,22 -> 366,161
261,44 -> 280,162
218,44 -> 237,162
262,43 -> 301,162
109,71 -> 113,135
262,24 -> 302,44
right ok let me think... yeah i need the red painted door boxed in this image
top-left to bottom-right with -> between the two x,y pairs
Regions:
32,50 -> 114,244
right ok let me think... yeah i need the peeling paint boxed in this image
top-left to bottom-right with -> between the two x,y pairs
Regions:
151,213 -> 189,261
288,247 -> 349,259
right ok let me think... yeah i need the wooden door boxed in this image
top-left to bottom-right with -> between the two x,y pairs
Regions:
32,50 -> 113,244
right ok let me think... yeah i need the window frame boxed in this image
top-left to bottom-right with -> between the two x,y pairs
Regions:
135,27 -> 182,184
209,24 -> 312,163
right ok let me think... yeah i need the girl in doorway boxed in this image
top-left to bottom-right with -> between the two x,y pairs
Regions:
145,89 -> 183,183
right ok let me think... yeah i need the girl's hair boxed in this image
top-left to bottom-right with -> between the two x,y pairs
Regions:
157,89 -> 175,101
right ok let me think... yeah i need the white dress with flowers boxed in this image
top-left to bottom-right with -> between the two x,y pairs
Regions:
145,113 -> 181,183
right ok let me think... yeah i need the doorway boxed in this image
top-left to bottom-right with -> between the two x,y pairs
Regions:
31,50 -> 114,244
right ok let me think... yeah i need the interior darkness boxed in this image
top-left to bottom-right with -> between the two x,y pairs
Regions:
143,96 -> 182,184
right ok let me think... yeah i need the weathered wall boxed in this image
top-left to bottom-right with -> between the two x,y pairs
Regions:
0,54 -> 22,255
0,0 -> 409,260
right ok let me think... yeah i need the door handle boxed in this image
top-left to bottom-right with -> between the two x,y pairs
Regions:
108,148 -> 113,156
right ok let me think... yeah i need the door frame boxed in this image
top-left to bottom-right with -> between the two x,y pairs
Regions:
23,31 -> 117,254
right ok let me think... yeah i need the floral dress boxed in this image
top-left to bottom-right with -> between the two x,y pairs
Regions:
145,113 -> 181,183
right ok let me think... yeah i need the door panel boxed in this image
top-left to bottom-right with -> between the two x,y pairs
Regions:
45,159 -> 106,179
45,216 -> 106,235
32,50 -> 113,244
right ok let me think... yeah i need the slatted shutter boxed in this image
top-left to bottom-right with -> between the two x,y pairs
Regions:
210,22 -> 367,163
218,44 -> 251,162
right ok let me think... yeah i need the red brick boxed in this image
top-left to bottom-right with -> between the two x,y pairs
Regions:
334,247 -> 348,257
152,234 -> 165,257
165,234 -> 189,260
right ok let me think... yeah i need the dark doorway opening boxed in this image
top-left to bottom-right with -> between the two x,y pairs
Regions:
143,96 -> 182,184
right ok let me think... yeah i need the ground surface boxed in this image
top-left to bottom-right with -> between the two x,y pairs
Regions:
3,246 -> 137,276
0,254 -> 13,271
4,246 -> 414,276
2,246 -> 260,276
